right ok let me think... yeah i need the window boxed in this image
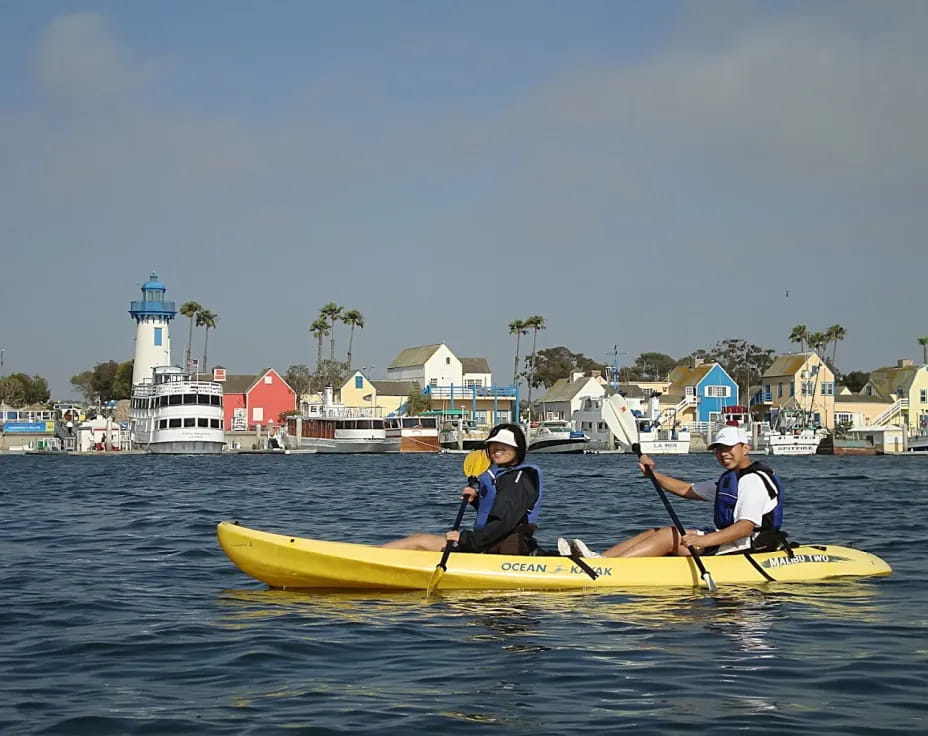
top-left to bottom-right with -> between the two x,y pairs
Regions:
446,357 -> 451,364
866,385 -> 872,396
464,379 -> 483,388
764,384 -> 771,396
154,327 -> 162,346
264,375 -> 272,384
790,384 -> 795,396
183,394 -> 196,404
355,375 -> 363,389
158,419 -> 168,429
211,395 -> 221,406
198,418 -> 209,427
184,417 -> 195,427
835,412 -> 854,425
210,419 -> 220,429
169,394 -> 181,405
252,407 -> 264,422
705,385 -> 731,398
821,382 -> 834,396
921,389 -> 927,403
430,379 -> 438,387
169,418 -> 182,428
801,381 -> 815,396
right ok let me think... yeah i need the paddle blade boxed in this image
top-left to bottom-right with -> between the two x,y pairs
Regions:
425,565 -> 445,597
603,394 -> 639,451
702,570 -> 718,592
463,449 -> 490,478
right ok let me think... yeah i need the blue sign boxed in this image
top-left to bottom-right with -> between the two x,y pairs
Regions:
3,421 -> 50,433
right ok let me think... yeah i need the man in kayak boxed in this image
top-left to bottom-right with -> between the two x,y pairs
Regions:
381,424 -> 543,554
569,425 -> 783,558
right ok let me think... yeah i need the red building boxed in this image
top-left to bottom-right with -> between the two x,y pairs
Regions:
214,368 -> 297,432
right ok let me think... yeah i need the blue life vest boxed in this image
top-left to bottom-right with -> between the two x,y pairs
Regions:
474,463 -> 543,529
713,461 -> 783,531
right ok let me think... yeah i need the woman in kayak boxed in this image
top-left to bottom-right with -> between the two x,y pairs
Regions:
381,423 -> 542,554
566,426 -> 783,558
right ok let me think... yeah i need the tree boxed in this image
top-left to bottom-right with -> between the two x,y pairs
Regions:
342,309 -> 365,369
843,370 -> 869,393
312,359 -> 348,393
0,376 -> 26,406
526,346 -> 606,389
698,339 -> 775,401
789,325 -> 808,353
196,309 -> 218,372
112,360 -> 134,399
826,324 -> 846,372
284,364 -> 312,398
310,318 -> 329,371
91,361 -> 120,402
509,319 -> 528,386
405,386 -> 431,416
320,302 -> 343,362
807,331 -> 827,355
179,301 -> 201,371
625,352 -> 677,381
919,336 -> 928,365
70,370 -> 95,402
523,315 -> 546,420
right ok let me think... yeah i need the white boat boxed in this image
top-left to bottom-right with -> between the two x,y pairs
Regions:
574,397 -> 689,454
285,389 -> 400,453
130,366 -> 225,454
756,427 -> 822,456
387,416 -> 440,453
636,419 -> 691,455
439,418 -> 490,451
527,419 -> 589,454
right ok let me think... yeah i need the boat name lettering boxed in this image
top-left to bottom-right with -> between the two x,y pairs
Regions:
571,565 -> 612,576
500,562 -> 548,573
762,553 -> 830,568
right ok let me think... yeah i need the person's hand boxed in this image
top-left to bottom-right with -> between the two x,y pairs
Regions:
638,454 -> 655,475
681,531 -> 707,548
445,530 -> 461,544
461,486 -> 478,502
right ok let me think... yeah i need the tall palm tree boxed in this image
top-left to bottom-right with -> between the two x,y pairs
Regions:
179,301 -> 201,371
342,309 -> 365,369
509,319 -> 528,387
310,318 -> 329,371
826,324 -> 846,370
320,302 -> 343,362
196,309 -> 218,373
789,324 -> 808,353
807,331 -> 826,355
919,336 -> 928,365
524,315 -> 546,421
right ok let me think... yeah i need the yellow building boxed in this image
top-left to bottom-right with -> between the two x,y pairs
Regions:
338,371 -> 420,417
860,359 -> 928,435
758,352 -> 835,428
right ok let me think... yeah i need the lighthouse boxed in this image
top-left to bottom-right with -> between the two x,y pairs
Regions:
129,273 -> 176,385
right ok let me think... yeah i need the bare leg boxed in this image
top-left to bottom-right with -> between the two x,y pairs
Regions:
608,527 -> 700,558
380,533 -> 447,551
601,528 -> 661,558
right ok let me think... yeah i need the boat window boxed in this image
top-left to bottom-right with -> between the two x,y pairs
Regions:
159,419 -> 168,429
357,420 -> 373,429
184,417 -> 196,427
169,394 -> 182,406
197,394 -> 211,404
198,418 -> 209,427
211,395 -> 221,406
184,394 -> 197,404
169,418 -> 182,428
210,419 -> 220,428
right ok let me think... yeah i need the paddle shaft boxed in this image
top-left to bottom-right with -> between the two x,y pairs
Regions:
633,442 -> 717,591
434,478 -> 476,572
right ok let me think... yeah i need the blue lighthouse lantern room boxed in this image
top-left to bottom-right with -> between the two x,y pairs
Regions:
130,273 -> 177,386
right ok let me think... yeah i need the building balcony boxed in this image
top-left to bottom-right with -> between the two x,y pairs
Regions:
129,300 -> 176,314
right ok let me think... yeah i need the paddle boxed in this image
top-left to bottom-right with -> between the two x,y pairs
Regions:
425,449 -> 490,596
602,394 -> 718,592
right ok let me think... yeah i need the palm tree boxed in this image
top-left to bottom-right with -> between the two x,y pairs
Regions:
807,331 -> 826,355
196,309 -> 218,373
789,324 -> 808,353
310,318 -> 329,371
320,303 -> 343,362
342,309 -> 365,369
509,319 -> 528,387
179,301 -> 201,371
919,336 -> 928,365
826,324 -> 846,370
524,315 -> 546,421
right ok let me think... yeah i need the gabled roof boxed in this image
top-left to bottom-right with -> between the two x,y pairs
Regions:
866,365 -> 921,399
537,376 -> 600,403
389,344 -> 444,368
763,352 -> 814,379
667,363 -> 715,389
835,392 -> 890,405
460,357 -> 490,374
370,380 -> 420,397
216,374 -> 258,394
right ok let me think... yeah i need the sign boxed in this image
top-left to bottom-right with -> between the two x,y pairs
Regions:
232,408 -> 247,431
3,421 -> 54,433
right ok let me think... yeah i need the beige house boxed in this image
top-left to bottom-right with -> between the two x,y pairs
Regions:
832,389 -> 894,429
338,371 -> 420,417
859,359 -> 928,435
535,372 -> 607,421
758,352 -> 836,428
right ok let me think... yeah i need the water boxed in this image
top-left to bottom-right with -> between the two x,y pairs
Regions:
1,453 -> 925,734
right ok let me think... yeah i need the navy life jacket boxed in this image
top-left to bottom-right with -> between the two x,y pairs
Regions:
474,463 -> 543,529
714,461 -> 783,532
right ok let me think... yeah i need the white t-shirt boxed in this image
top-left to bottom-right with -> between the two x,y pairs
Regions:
691,473 -> 778,553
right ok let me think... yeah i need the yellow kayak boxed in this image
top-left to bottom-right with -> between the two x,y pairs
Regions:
217,521 -> 891,591
217,521 -> 892,591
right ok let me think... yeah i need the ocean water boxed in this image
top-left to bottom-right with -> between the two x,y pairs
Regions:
1,452 -> 925,734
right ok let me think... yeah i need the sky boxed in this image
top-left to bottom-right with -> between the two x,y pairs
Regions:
1,0 -> 926,398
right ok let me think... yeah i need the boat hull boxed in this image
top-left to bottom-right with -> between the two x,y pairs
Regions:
527,438 -> 589,454
148,440 -> 226,454
296,438 -> 401,453
217,522 -> 892,591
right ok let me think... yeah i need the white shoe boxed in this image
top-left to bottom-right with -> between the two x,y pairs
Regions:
570,538 -> 603,558
556,537 -> 572,555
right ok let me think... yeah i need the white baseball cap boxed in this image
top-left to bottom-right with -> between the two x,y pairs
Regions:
709,426 -> 750,449
485,428 -> 519,448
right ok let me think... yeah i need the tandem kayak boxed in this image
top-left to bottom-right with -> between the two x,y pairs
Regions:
217,521 -> 892,591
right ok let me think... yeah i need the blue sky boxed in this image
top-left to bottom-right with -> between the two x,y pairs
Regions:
2,1 -> 926,397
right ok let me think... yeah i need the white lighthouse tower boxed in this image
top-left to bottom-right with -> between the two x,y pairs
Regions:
129,273 -> 176,385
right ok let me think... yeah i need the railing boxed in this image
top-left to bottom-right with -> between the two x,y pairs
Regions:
425,385 -> 518,400
870,398 -> 909,427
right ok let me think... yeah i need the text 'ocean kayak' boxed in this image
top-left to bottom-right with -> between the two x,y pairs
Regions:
217,521 -> 892,591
